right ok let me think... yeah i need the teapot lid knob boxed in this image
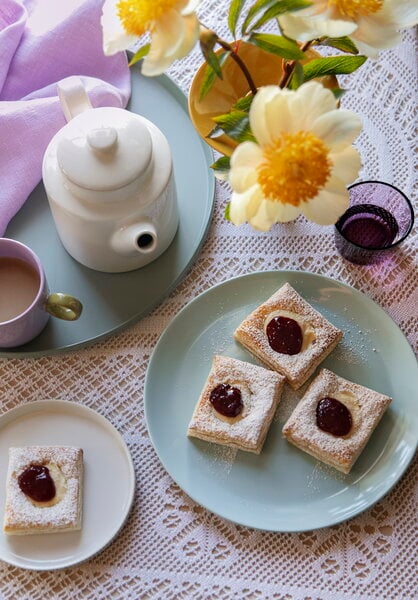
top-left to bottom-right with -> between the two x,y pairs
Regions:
87,127 -> 118,152
56,109 -> 153,193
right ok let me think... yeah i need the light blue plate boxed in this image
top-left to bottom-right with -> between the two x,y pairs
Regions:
2,68 -> 214,357
144,270 -> 418,532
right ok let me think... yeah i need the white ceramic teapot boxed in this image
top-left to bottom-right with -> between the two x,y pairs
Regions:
42,77 -> 179,273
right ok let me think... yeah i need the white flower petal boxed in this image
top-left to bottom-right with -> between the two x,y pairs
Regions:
309,17 -> 358,37
248,201 -> 276,231
155,9 -> 185,59
263,91 -> 297,136
181,0 -> 201,16
279,0 -> 417,59
172,13 -> 200,60
352,35 -> 398,58
330,146 -> 362,185
249,199 -> 300,230
249,86 -> 289,147
301,176 -> 349,225
355,0 -> 417,54
142,49 -> 172,76
278,14 -> 321,41
142,11 -> 199,75
351,16 -> 401,56
229,142 -> 263,193
230,141 -> 262,169
279,13 -> 356,42
263,200 -> 300,224
291,82 -> 337,130
142,56 -> 173,76
384,0 -> 418,28
229,166 -> 259,193
229,186 -> 263,225
101,0 -> 137,55
312,109 -> 362,151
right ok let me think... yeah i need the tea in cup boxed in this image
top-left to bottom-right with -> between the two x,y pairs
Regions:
0,238 -> 82,348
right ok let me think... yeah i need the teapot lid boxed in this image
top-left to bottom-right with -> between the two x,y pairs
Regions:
56,107 -> 153,192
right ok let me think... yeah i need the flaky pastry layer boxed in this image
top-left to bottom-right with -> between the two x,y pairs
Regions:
234,283 -> 343,389
188,355 -> 285,454
282,369 -> 391,473
3,446 -> 83,535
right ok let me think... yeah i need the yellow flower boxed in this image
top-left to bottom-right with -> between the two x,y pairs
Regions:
101,0 -> 200,75
278,0 -> 418,57
228,82 -> 362,231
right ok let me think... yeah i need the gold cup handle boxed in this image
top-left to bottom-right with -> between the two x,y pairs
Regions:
45,293 -> 83,321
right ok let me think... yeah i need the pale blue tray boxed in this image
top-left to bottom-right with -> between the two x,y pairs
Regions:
2,68 -> 215,358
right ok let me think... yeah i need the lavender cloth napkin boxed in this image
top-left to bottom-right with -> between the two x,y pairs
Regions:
0,0 -> 131,236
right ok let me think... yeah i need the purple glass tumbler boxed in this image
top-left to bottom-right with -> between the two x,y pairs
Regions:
334,181 -> 414,265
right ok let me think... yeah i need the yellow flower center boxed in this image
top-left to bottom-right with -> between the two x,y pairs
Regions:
327,0 -> 383,19
117,0 -> 182,36
257,131 -> 332,206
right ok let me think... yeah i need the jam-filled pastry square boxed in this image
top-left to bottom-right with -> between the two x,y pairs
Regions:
3,446 -> 83,535
234,283 -> 343,389
282,369 -> 392,474
187,355 -> 285,454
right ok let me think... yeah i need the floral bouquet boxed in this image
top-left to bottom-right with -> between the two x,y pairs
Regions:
101,0 -> 417,231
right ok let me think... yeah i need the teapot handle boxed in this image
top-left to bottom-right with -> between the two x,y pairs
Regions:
57,76 -> 92,122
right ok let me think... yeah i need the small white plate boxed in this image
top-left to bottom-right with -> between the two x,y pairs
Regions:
0,400 -> 135,570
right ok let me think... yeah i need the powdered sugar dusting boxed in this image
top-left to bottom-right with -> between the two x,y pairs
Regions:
283,369 -> 391,473
234,283 -> 343,388
304,461 -> 347,499
4,446 -> 83,534
194,443 -> 238,478
274,381 -> 309,425
188,355 -> 285,452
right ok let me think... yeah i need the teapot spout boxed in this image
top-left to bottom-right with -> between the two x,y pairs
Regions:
111,222 -> 158,256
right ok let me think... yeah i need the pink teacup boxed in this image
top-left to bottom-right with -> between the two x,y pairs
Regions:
0,238 -> 82,348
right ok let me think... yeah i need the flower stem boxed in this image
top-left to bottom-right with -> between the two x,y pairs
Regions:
278,40 -> 312,88
216,38 -> 258,96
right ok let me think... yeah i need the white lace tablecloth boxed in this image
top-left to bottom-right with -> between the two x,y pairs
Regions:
0,4 -> 417,599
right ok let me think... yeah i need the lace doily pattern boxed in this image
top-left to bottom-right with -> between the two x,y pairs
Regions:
0,6 -> 416,600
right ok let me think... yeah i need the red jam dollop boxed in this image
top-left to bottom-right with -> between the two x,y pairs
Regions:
18,464 -> 56,502
210,383 -> 243,417
266,316 -> 303,355
316,397 -> 352,436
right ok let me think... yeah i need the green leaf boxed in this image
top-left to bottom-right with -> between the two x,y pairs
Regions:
302,55 -> 367,80
128,44 -> 150,67
211,156 -> 231,177
199,51 -> 230,101
288,61 -> 304,89
211,109 -> 255,143
244,0 -> 312,34
228,0 -> 247,37
319,36 -> 359,54
207,49 -> 224,78
233,94 -> 254,111
200,36 -> 224,79
241,0 -> 276,34
249,33 -> 305,60
224,202 -> 231,221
